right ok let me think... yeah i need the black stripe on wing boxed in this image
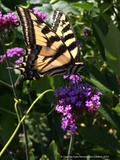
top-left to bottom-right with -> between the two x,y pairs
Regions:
52,10 -> 80,61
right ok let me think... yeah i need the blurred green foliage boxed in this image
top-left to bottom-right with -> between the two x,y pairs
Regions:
0,0 -> 120,160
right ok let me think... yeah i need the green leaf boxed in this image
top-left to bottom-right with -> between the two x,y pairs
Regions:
113,103 -> 120,116
0,93 -> 15,114
53,75 -> 64,89
0,114 -> 15,143
104,22 -> 120,77
87,63 -> 111,92
104,67 -> 119,94
48,112 -> 63,144
90,7 -> 100,18
29,151 -> 35,160
92,22 -> 105,43
92,19 -> 108,60
38,3 -> 53,13
99,100 -> 119,131
14,27 -> 23,40
105,49 -> 116,60
72,2 -> 93,10
1,4 -> 13,13
100,3 -> 112,14
40,154 -> 49,160
30,0 -> 50,4
34,4 -> 53,25
0,94 -> 15,143
53,112 -> 63,144
48,140 -> 60,160
29,76 -> 52,93
79,127 -> 120,153
52,0 -> 79,15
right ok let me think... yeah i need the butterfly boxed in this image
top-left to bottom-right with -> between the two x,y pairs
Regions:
15,6 -> 85,80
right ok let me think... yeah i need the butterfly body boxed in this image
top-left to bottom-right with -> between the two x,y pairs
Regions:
16,6 -> 84,80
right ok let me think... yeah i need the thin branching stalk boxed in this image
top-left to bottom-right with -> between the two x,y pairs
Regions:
25,81 -> 45,154
1,35 -> 30,160
0,80 -> 12,87
25,81 -> 32,104
0,139 -> 15,160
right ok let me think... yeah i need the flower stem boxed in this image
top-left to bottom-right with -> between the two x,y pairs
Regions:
0,139 -> 15,160
1,36 -> 30,160
0,80 -> 12,87
25,82 -> 44,154
0,89 -> 53,156
67,134 -> 75,160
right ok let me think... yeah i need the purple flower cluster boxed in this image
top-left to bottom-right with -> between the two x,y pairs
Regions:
15,57 -> 23,67
0,54 -> 6,62
82,29 -> 91,36
30,8 -> 48,22
63,74 -> 82,83
0,47 -> 24,63
7,47 -> 24,57
52,77 -> 102,134
0,11 -> 19,33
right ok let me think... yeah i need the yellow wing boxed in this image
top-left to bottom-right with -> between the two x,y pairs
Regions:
15,6 -> 84,80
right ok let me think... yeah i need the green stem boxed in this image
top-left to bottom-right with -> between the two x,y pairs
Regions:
0,106 -> 16,116
14,75 -> 21,87
0,139 -> 15,160
0,89 -> 53,156
25,81 -> 44,154
67,134 -> 75,160
25,81 -> 32,104
5,29 -> 16,46
1,36 -> 30,160
0,80 -> 12,87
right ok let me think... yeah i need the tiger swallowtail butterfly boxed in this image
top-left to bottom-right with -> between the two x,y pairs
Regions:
15,6 -> 85,80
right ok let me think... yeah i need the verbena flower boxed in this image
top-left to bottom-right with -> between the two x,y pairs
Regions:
15,57 -> 23,67
0,11 -> 19,34
82,28 -> 91,36
0,54 -> 6,62
30,8 -> 48,22
78,42 -> 83,52
7,47 -> 24,57
52,76 -> 102,134
63,74 -> 82,83
0,47 -> 24,62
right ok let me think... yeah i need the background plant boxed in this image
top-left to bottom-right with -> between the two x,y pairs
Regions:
0,0 -> 120,160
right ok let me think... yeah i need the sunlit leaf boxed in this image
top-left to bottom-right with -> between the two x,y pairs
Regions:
113,103 -> 120,116
72,2 -> 93,10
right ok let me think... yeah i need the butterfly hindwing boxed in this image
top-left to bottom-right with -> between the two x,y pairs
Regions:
52,10 -> 79,61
